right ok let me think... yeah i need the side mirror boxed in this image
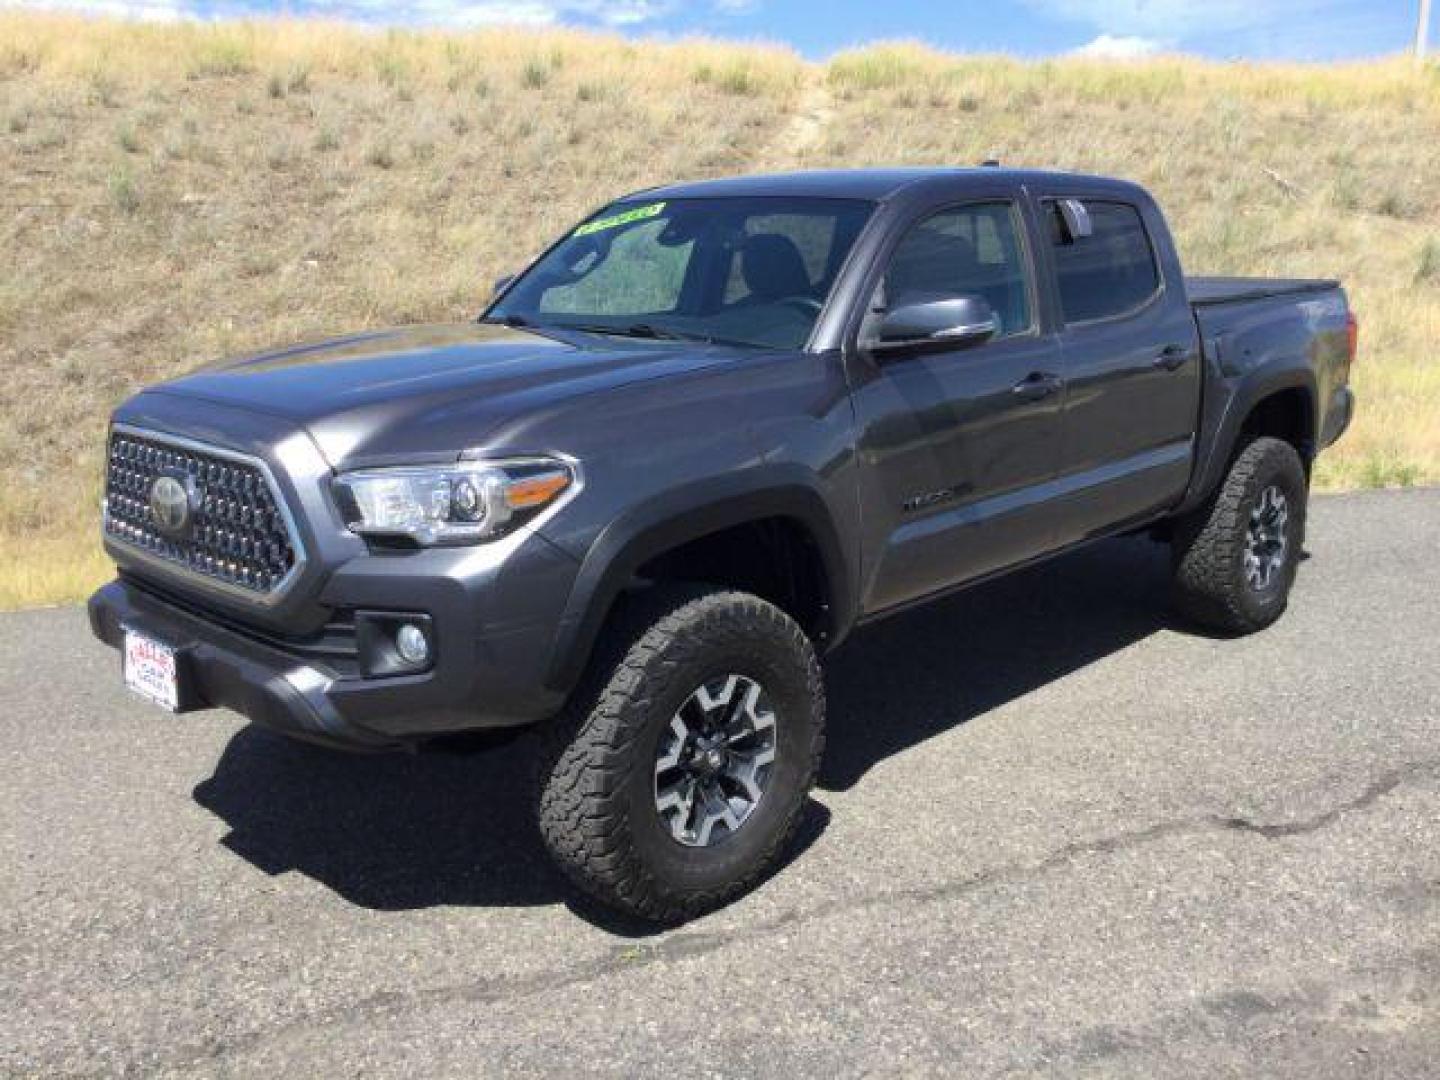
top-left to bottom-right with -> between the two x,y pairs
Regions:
872,295 -> 999,356
1057,199 -> 1093,242
492,273 -> 516,298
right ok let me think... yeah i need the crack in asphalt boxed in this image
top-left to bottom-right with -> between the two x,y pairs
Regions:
828,758 -> 1440,923
151,757 -> 1440,1071
1023,944 -> 1440,1073
1211,763 -> 1417,839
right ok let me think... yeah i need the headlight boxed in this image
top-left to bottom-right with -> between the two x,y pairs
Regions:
333,458 -> 576,546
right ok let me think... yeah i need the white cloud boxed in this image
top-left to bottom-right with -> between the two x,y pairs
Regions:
585,0 -> 670,26
435,0 -> 673,27
1072,32 -> 1163,58
439,2 -> 561,26
1026,0 -> 1367,56
0,0 -> 673,28
1,0 -> 191,19
712,0 -> 758,13
1030,0 -> 1282,38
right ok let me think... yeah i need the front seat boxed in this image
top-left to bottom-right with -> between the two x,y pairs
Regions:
739,233 -> 813,302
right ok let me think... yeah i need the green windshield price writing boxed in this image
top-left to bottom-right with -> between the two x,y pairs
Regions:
573,201 -> 666,238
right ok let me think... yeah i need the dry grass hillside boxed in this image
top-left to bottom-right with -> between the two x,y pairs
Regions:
2,15 -> 1438,608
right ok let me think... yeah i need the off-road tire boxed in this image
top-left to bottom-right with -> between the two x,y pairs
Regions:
1170,436 -> 1308,635
535,586 -> 825,923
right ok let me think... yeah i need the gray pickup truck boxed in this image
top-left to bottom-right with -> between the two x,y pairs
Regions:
90,167 -> 1355,921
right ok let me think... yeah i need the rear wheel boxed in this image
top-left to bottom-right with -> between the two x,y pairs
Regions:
536,587 -> 824,922
1170,436 -> 1308,634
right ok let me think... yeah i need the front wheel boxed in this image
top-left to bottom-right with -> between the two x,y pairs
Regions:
536,587 -> 825,922
1170,436 -> 1309,635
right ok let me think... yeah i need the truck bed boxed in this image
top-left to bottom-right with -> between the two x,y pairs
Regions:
1186,276 -> 1340,307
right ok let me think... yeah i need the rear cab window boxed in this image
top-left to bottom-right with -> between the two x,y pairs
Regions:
1045,200 -> 1162,324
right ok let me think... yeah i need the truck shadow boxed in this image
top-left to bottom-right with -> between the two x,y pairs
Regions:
820,533 -> 1175,791
194,534 -> 1179,929
193,725 -> 829,935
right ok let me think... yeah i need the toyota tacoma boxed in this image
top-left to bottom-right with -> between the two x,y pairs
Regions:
89,168 -> 1356,921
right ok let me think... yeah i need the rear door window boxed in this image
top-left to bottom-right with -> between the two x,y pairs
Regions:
1046,200 -> 1161,324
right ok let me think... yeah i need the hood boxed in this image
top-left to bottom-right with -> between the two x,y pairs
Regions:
150,323 -> 734,467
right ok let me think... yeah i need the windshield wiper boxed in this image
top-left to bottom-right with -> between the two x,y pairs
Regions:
483,315 -> 703,343
492,318 -> 763,350
561,322 -> 695,341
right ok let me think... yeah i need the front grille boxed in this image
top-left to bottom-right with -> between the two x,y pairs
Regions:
104,428 -> 301,599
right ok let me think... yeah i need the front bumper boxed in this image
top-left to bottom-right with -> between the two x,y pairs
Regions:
92,396 -> 587,750
89,558 -> 574,751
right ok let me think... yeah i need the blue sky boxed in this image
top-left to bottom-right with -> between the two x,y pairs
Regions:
2,0 -> 1431,60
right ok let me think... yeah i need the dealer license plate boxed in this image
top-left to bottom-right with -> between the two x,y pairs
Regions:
124,628 -> 179,712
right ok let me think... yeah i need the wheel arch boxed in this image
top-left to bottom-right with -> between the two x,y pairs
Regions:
1182,365 -> 1318,514
544,470 -> 853,694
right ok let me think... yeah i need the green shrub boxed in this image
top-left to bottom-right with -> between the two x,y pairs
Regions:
365,142 -> 394,169
1417,239 -> 1440,285
187,35 -> 254,78
107,167 -> 139,214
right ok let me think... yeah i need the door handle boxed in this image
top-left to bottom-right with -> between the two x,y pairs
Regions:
1011,372 -> 1063,401
1153,344 -> 1190,372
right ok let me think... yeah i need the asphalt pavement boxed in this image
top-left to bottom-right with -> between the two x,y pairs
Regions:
3,488 -> 1438,1077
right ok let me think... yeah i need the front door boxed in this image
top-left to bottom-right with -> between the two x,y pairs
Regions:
848,199 -> 1066,614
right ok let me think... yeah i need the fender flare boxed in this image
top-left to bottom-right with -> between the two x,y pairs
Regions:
1182,361 -> 1317,514
544,467 -> 853,693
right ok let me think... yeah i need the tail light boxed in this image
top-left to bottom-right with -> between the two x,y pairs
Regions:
1346,311 -> 1358,364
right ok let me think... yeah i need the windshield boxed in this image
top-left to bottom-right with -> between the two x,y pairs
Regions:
486,196 -> 875,349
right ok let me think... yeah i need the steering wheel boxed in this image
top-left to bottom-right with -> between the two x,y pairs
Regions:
778,296 -> 823,317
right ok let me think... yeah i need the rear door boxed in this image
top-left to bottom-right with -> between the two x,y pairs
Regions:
846,195 -> 1066,613
1037,195 -> 1202,541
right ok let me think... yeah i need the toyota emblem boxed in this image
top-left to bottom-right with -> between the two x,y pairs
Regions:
149,474 -> 194,537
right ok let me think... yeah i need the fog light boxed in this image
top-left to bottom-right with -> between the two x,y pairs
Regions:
395,623 -> 430,665
356,612 -> 434,677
